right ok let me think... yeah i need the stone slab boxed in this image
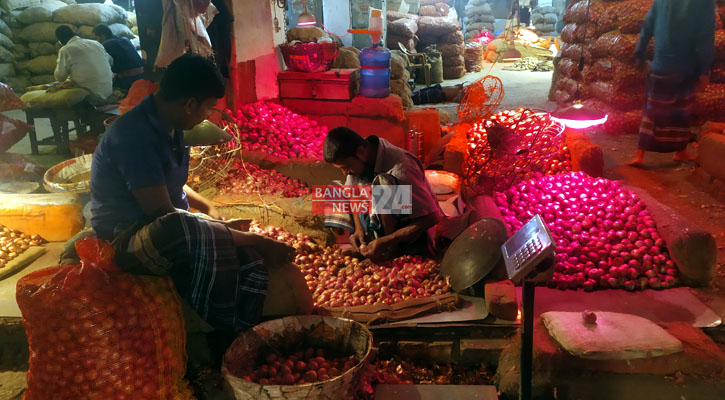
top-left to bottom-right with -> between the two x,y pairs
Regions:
484,280 -> 518,321
396,341 -> 455,364
0,371 -> 26,400
374,384 -> 498,400
565,129 -> 604,177
629,186 -> 717,287
699,132 -> 725,182
460,338 -> 509,367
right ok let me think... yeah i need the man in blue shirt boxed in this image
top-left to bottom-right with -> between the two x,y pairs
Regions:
90,54 -> 312,334
92,24 -> 144,90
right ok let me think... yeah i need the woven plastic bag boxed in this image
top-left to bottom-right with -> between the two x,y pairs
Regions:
0,82 -> 26,111
0,114 -> 32,152
17,237 -> 194,400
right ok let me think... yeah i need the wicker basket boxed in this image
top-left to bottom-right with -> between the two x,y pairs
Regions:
222,316 -> 372,400
43,154 -> 93,194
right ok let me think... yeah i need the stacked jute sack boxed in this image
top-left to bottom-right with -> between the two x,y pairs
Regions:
554,0 -> 725,135
386,11 -> 418,51
464,42 -> 484,72
418,0 -> 452,18
416,16 -> 465,79
390,50 -> 413,108
0,1 -> 138,94
463,0 -> 495,42
531,5 -> 559,37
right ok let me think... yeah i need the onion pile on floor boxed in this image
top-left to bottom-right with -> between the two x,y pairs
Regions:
218,159 -> 310,198
223,101 -> 327,159
494,172 -> 679,291
249,223 -> 451,307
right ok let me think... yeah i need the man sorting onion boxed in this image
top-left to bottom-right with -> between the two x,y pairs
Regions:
89,54 -> 312,335
323,127 -> 442,263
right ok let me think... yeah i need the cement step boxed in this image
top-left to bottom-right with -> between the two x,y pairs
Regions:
375,384 -> 498,400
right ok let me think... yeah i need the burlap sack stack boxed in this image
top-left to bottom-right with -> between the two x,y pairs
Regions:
463,0 -> 495,42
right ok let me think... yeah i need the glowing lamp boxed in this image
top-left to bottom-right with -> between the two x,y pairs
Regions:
551,101 -> 608,130
294,0 -> 316,26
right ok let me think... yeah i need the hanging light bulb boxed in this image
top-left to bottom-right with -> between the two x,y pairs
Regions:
551,100 -> 608,130
293,0 -> 316,26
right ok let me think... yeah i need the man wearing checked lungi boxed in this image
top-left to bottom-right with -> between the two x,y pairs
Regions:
89,54 -> 313,339
628,0 -> 715,166
323,127 -> 442,263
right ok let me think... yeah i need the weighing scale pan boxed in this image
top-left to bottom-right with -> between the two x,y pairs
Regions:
440,218 -> 508,292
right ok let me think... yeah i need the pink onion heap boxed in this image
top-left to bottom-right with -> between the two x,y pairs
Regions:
219,159 -> 310,198
494,172 -> 679,291
224,101 -> 327,159
249,222 -> 451,307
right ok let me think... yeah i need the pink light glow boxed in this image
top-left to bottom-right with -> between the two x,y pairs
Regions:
552,115 -> 608,130
297,20 -> 316,26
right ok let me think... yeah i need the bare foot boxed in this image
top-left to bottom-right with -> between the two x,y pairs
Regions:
627,150 -> 645,166
673,150 -> 697,162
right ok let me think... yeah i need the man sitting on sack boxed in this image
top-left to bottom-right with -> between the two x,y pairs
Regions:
53,25 -> 113,102
323,127 -> 442,262
89,54 -> 312,336
92,24 -> 144,91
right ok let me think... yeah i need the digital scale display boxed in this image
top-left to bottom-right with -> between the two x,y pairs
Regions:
502,214 -> 556,283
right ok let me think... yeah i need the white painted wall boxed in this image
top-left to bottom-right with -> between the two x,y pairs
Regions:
322,0 -> 352,46
233,0 -> 285,100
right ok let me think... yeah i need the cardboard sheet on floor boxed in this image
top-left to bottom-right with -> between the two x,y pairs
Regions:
541,311 -> 683,360
369,295 -> 489,328
0,246 -> 45,281
327,293 -> 459,326
515,287 -> 721,328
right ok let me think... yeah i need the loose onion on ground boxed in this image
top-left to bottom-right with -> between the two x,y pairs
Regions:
218,159 -> 311,198
222,101 -> 327,159
494,172 -> 679,291
249,222 -> 452,307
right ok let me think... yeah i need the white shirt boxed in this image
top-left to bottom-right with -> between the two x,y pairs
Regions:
54,36 -> 114,100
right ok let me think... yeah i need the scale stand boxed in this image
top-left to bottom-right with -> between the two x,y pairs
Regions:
500,215 -> 556,400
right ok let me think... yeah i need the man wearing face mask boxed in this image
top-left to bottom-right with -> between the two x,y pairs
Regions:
90,54 -> 312,335
323,127 -> 442,262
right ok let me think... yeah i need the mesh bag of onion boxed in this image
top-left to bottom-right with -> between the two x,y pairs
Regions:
463,108 -> 571,195
16,237 -> 193,400
494,172 -> 680,291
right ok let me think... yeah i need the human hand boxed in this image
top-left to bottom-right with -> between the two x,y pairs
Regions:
349,230 -> 367,252
360,237 -> 394,263
205,204 -> 222,220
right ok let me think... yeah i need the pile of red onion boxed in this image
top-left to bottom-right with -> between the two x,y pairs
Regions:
219,159 -> 310,198
232,348 -> 358,386
464,108 -> 571,194
249,222 -> 451,307
494,172 -> 679,291
223,101 -> 327,159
